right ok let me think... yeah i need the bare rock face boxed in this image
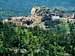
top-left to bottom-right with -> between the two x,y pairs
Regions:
31,6 -> 48,15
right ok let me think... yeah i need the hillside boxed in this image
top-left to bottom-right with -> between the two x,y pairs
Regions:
0,0 -> 75,17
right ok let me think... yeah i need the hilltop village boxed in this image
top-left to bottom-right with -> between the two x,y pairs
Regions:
1,6 -> 75,56
2,6 -> 75,28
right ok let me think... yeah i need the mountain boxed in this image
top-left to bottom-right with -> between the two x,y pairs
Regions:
0,0 -> 75,17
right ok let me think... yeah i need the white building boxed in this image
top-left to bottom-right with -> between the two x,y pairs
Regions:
51,15 -> 60,20
3,19 -> 8,23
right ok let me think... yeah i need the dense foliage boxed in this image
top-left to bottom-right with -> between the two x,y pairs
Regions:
0,19 -> 75,56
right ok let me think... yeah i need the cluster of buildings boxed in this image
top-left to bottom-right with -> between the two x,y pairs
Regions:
3,14 -> 43,27
2,6 -> 75,27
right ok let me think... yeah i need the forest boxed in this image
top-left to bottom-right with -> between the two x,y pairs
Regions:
0,18 -> 75,56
